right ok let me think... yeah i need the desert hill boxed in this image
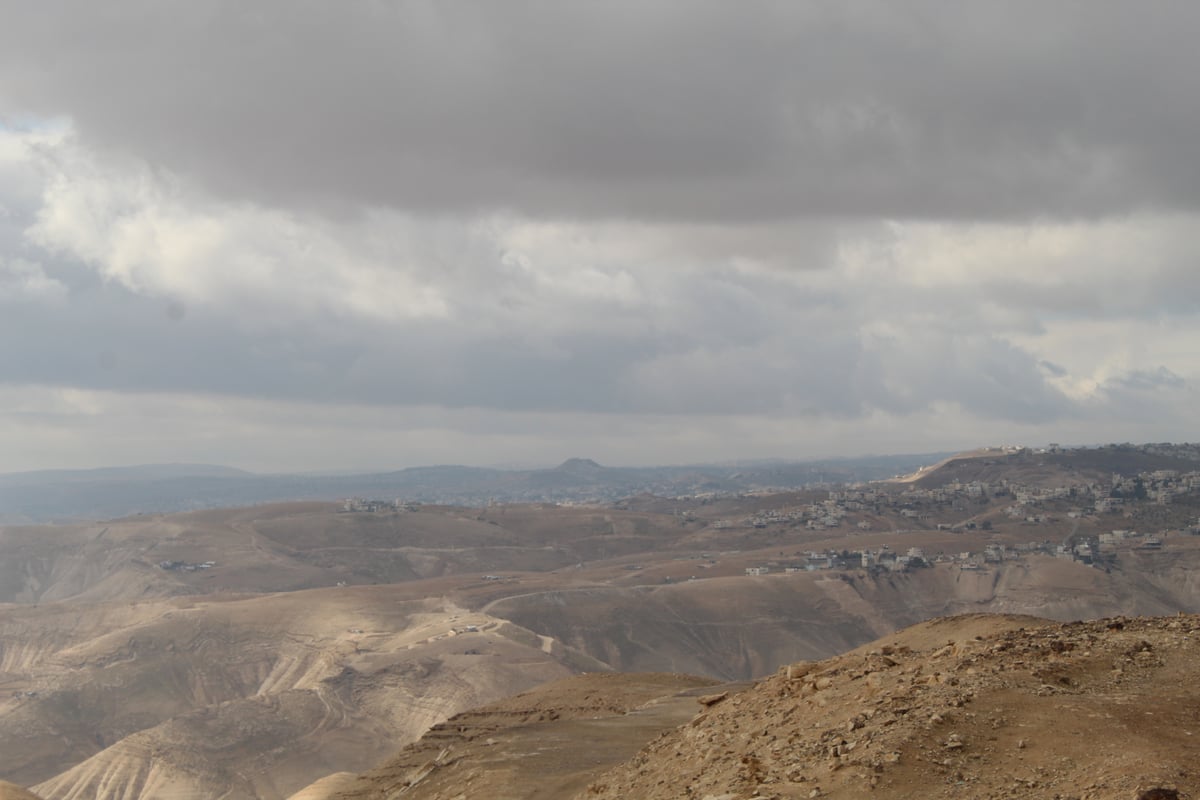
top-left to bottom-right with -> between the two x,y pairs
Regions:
0,500 -> 715,604
5,552 -> 1197,799
326,614 -> 1200,800
485,551 -> 1200,679
0,587 -> 603,798
287,773 -> 358,800
4,443 -> 1200,797
323,672 -> 724,800
6,439 -> 1200,608
574,612 -> 1200,800
894,443 -> 1200,490
0,783 -> 43,800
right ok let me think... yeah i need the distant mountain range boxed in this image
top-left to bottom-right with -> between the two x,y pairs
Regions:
0,453 -> 946,523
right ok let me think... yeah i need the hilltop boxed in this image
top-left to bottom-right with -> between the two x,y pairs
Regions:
6,443 -> 1197,525
326,613 -> 1200,800
576,612 -> 1200,800
891,443 -> 1200,490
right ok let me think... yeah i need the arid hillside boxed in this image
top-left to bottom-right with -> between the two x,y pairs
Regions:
576,613 -> 1200,800
485,550 -> 1200,679
0,587 -> 602,799
321,672 -> 724,800
3,444 -> 1200,798
325,613 -> 1200,800
5,442 -> 1200,607
894,443 -> 1200,491
0,782 -> 43,800
0,501 -> 711,604
5,544 -> 1200,798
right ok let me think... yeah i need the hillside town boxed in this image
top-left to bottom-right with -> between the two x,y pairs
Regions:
333,444 -> 1200,583
712,444 -> 1200,577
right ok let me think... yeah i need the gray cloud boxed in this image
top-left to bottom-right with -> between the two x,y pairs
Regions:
0,238 -> 1081,424
1107,367 -> 1187,393
8,136 -> 1198,430
1,5 -> 1199,471
1039,360 -> 1068,378
3,2 -> 1200,222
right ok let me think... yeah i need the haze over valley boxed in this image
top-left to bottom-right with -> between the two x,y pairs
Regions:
0,453 -> 941,524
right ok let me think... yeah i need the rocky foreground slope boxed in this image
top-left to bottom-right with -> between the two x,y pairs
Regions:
323,614 -> 1199,800
579,613 -> 1200,800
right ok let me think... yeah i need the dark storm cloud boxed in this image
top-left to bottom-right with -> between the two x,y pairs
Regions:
2,1 -> 1199,221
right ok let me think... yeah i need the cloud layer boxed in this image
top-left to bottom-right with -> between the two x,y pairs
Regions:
0,3 -> 1198,471
6,2 -> 1200,220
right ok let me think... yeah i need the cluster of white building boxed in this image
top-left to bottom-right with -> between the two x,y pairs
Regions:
341,497 -> 420,512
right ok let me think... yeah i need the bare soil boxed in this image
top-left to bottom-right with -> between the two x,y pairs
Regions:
328,672 -> 727,800
577,613 -> 1200,800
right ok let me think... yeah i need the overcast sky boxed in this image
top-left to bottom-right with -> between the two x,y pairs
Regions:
1,1 -> 1198,473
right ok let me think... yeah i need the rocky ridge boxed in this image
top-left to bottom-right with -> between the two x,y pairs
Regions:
576,613 -> 1200,800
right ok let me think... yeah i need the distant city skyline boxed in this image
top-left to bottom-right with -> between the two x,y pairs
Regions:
1,2 -> 1198,473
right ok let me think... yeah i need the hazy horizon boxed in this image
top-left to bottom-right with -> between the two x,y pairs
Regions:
0,446 -> 964,478
2,3 -> 1199,473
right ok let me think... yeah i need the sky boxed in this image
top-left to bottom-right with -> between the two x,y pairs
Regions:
1,1 -> 1198,473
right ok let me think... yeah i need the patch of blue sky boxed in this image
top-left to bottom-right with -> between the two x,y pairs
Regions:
0,113 -> 71,134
